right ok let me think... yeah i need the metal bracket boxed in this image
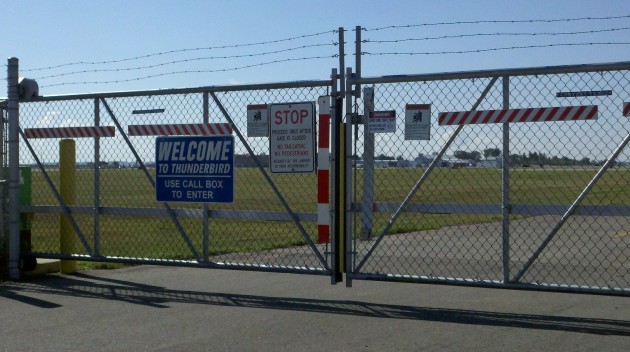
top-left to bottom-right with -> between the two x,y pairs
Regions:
350,113 -> 364,124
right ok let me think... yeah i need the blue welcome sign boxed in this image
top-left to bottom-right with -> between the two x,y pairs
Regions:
155,135 -> 234,203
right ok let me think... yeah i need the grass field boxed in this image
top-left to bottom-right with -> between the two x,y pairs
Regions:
26,166 -> 629,267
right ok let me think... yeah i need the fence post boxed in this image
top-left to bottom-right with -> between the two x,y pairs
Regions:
7,57 -> 20,279
360,86 -> 375,241
94,98 -> 101,256
344,67 -> 354,287
60,139 -> 77,273
202,92 -> 210,263
355,26 -> 362,98
330,68 -> 343,284
338,27 -> 345,97
502,76 -> 511,283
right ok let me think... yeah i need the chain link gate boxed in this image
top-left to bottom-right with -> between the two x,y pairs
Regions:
5,52 -> 630,296
344,62 -> 630,296
14,74 -> 337,277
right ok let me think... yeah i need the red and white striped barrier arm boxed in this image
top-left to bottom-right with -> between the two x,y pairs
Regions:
624,102 -> 629,117
24,126 -> 115,138
438,105 -> 598,125
317,96 -> 331,244
128,123 -> 233,136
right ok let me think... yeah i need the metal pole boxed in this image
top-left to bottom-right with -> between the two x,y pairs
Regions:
338,27 -> 345,97
355,26 -> 362,98
94,98 -> 101,256
202,92 -> 210,263
7,58 -> 20,279
330,68 -> 341,284
360,86 -> 374,241
344,67 -> 354,287
502,76 -> 510,283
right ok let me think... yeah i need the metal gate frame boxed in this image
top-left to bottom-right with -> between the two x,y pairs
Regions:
4,32 -> 629,297
342,61 -> 630,296
6,57 -> 339,279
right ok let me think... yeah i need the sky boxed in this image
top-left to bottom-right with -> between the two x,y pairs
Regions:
2,0 -> 630,164
2,0 -> 630,96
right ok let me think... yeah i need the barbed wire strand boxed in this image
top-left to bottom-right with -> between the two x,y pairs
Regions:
33,43 -> 338,81
364,26 -> 630,43
24,30 -> 337,72
362,42 -> 630,56
365,14 -> 630,31
40,54 -> 338,88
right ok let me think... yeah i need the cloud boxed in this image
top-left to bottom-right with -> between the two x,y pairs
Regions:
227,79 -> 244,85
36,111 -> 60,127
35,111 -> 80,128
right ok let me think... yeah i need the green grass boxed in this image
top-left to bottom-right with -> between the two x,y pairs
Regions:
26,166 -> 630,262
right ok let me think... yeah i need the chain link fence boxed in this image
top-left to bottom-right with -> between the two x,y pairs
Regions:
348,65 -> 630,295
7,57 -> 630,295
18,82 -> 333,274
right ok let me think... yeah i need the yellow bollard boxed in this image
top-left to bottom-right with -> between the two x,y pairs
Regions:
60,139 -> 77,274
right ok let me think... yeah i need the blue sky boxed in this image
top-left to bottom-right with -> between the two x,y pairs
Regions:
2,0 -> 630,96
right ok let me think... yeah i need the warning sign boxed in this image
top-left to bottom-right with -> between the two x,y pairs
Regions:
247,104 -> 268,137
368,111 -> 396,133
405,104 -> 431,140
269,102 -> 316,173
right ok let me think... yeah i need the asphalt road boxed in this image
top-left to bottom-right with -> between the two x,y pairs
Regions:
1,266 -> 629,351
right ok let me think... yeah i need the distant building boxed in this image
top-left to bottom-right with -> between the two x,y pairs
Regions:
374,159 -> 397,168
479,157 -> 503,168
397,159 -> 414,168
414,154 -> 433,167
440,156 -> 473,168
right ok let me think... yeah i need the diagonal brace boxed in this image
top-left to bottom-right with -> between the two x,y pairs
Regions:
355,76 -> 499,272
513,129 -> 630,282
19,128 -> 94,256
210,92 -> 330,270
100,98 -> 202,263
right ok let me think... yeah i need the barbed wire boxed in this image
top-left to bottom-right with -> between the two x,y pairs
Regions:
24,29 -> 337,72
362,42 -> 630,56
39,54 -> 338,88
364,26 -> 630,44
364,14 -> 630,31
32,43 -> 338,81
8,14 -> 630,89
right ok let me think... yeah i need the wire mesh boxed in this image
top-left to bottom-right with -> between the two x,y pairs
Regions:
349,69 -> 629,294
18,84 -> 331,273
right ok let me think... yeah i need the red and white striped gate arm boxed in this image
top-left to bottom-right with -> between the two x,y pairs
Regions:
438,105 -> 598,125
128,123 -> 233,136
623,102 -> 629,117
24,126 -> 115,138
317,96 -> 331,244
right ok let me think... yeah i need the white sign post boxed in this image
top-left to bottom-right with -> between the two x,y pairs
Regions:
405,104 -> 431,140
269,102 -> 316,173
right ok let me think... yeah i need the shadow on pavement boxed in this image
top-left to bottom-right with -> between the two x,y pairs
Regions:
2,273 -> 629,336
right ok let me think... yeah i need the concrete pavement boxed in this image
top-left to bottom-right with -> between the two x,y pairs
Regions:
1,266 -> 629,351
